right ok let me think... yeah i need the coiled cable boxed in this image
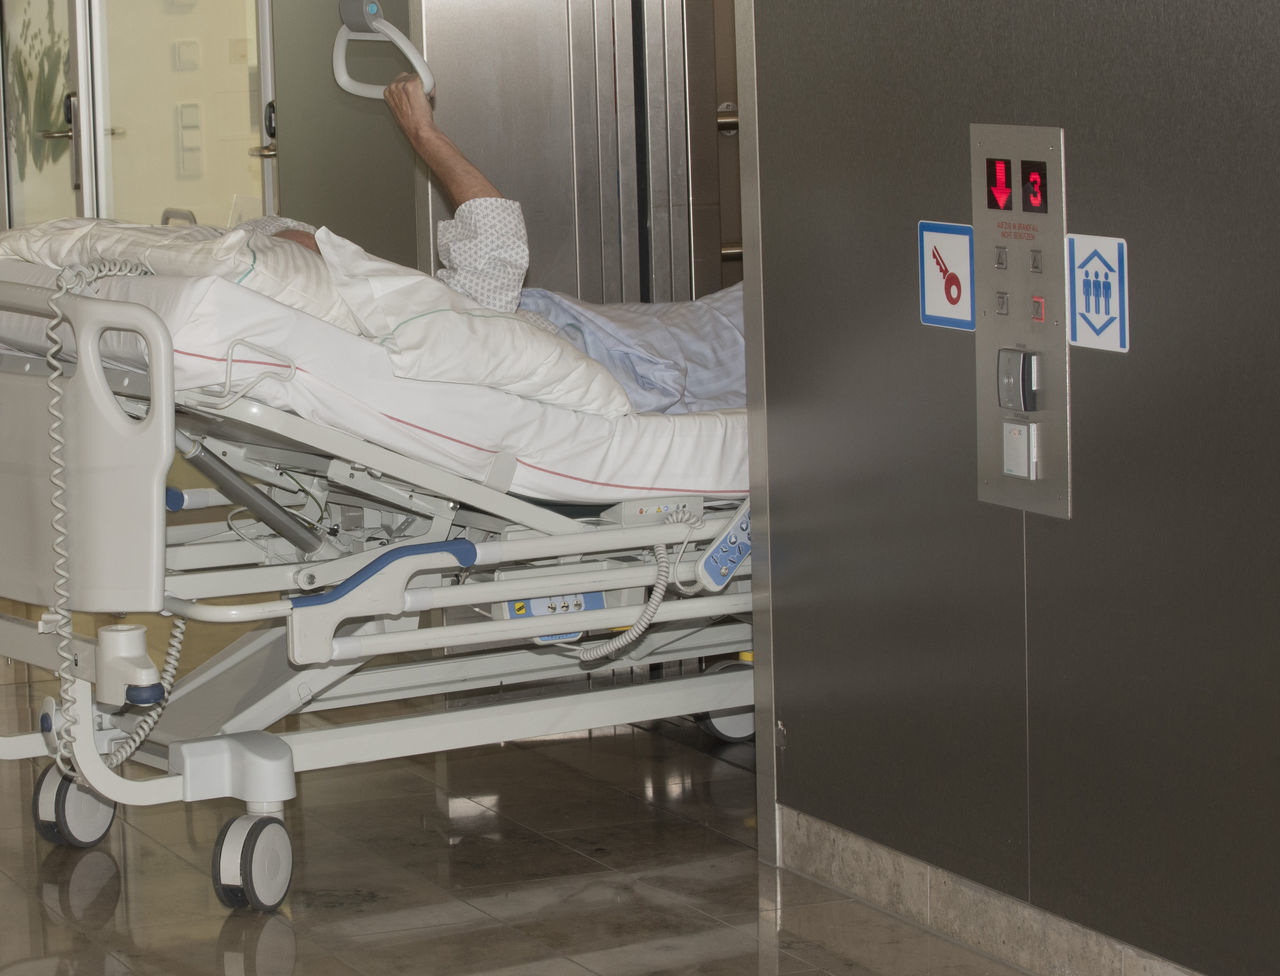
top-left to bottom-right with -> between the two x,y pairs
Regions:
666,508 -> 706,596
46,271 -> 78,778
576,507 -> 716,662
45,259 -> 154,778
578,544 -> 671,662
104,616 -> 186,769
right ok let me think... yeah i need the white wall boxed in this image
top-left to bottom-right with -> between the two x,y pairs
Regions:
99,0 -> 261,225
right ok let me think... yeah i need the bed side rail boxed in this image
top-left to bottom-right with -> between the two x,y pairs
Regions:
0,281 -> 174,612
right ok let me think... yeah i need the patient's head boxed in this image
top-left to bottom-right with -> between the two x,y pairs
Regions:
273,229 -> 320,253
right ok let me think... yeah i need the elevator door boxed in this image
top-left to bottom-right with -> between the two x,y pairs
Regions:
269,0 -> 417,267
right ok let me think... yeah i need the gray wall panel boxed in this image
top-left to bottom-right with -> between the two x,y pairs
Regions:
756,2 -> 1030,896
755,1 -> 1280,971
1022,5 -> 1280,969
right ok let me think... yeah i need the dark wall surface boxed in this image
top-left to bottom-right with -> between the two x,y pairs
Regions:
273,0 -> 418,266
754,2 -> 1280,973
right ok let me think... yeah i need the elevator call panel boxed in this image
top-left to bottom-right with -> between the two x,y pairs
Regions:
970,124 -> 1071,519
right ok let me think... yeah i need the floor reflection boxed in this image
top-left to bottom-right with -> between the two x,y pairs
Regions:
1,710 -> 1031,975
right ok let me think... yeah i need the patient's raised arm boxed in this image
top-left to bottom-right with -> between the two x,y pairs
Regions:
383,73 -> 502,209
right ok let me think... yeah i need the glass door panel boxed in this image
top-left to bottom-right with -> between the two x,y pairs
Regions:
2,0 -> 77,225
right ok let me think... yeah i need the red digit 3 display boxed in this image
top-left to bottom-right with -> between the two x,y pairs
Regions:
1021,160 -> 1047,213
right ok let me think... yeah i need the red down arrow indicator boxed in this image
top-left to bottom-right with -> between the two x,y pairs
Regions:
986,158 -> 1013,210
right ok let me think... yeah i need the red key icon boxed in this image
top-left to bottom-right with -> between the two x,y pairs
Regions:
931,246 -> 962,306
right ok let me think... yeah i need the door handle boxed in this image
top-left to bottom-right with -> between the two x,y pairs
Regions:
42,127 -> 123,138
58,91 -> 82,192
249,142 -> 278,159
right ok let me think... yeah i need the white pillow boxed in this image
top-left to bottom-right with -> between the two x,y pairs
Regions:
0,218 -> 361,334
315,227 -> 632,418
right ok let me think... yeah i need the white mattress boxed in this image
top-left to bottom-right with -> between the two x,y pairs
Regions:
0,260 -> 748,503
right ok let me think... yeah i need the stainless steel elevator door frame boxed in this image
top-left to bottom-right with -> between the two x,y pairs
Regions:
412,0 -> 643,302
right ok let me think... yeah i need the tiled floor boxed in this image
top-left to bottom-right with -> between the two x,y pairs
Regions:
0,679 -> 1032,975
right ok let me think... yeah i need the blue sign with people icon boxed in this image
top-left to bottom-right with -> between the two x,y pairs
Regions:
1068,234 -> 1129,352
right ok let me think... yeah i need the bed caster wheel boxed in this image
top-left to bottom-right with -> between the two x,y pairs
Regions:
695,660 -> 755,743
32,765 -> 117,848
213,815 -> 293,912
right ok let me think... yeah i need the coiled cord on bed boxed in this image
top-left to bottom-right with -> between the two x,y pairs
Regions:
104,616 -> 185,769
578,545 -> 671,662
666,509 -> 705,597
45,260 -> 154,778
576,510 -> 706,663
45,272 -> 79,778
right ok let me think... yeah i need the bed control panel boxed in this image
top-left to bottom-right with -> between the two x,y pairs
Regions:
494,563 -> 641,645
501,590 -> 606,645
970,123 -> 1071,518
697,501 -> 751,592
602,496 -> 703,527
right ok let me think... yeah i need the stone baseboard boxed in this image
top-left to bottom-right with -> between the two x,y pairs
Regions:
778,805 -> 1201,976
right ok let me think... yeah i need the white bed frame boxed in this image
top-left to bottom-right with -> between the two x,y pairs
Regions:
0,280 -> 754,911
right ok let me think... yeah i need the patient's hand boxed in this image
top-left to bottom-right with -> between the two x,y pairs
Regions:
273,229 -> 320,253
384,71 -> 437,139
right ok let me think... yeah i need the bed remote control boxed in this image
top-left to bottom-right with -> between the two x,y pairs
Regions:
696,500 -> 751,591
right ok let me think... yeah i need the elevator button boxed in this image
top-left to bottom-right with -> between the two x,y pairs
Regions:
996,292 -> 1010,315
1029,249 -> 1043,273
1031,296 -> 1045,322
995,246 -> 1008,270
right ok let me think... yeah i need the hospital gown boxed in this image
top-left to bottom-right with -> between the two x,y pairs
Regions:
436,198 -> 746,415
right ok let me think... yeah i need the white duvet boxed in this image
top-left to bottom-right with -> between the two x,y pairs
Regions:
0,218 -> 632,419
0,222 -> 749,502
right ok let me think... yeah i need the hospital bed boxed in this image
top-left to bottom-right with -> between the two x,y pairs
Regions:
0,226 -> 753,912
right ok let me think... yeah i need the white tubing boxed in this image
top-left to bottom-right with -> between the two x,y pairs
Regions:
0,732 -> 49,761
164,596 -> 292,623
400,562 -> 695,613
330,590 -> 751,660
470,516 -> 733,568
66,678 -> 184,807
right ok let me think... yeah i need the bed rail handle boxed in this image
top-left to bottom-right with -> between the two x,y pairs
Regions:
61,293 -> 175,611
0,285 -> 176,613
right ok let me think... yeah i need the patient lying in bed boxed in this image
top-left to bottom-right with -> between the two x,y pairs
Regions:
370,71 -> 748,416
0,76 -> 744,418
0,209 -> 743,418
270,199 -> 745,417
